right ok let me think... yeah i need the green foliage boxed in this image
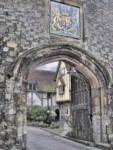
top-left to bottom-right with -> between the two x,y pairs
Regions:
28,121 -> 49,128
50,111 -> 57,121
49,122 -> 60,129
27,106 -> 47,122
50,111 -> 57,117
27,107 -> 32,121
28,121 -> 60,129
27,106 -> 60,129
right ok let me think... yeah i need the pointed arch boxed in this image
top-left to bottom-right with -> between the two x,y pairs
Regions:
7,42 -> 110,89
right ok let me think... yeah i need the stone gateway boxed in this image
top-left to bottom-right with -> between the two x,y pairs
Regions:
0,0 -> 113,149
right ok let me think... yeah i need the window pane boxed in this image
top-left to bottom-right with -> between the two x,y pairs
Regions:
43,93 -> 47,99
33,84 -> 36,90
58,85 -> 65,94
47,93 -> 51,99
29,84 -> 32,90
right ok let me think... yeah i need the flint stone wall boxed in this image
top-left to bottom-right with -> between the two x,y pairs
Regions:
0,0 -> 113,149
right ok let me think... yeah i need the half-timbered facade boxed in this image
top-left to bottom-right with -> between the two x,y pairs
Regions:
27,70 -> 57,111
55,61 -> 72,119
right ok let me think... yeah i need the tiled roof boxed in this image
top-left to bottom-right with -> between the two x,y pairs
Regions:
28,70 -> 56,93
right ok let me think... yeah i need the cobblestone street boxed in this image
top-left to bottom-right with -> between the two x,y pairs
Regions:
27,127 -> 101,150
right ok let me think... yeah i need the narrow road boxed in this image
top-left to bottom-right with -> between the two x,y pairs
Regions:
27,127 -> 101,150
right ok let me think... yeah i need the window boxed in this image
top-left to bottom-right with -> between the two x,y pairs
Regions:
28,83 -> 36,91
47,93 -> 51,99
43,93 -> 47,99
59,68 -> 65,77
29,84 -> 32,90
33,84 -> 36,90
58,85 -> 65,94
42,93 -> 51,99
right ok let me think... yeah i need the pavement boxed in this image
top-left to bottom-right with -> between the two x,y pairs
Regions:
27,126 -> 101,150
41,121 -> 71,136
40,122 -> 110,150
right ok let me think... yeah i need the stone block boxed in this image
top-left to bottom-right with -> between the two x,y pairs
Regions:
10,146 -> 19,150
5,81 -> 15,93
3,47 -> 9,52
95,142 -> 110,150
94,98 -> 99,106
0,75 -> 4,82
0,140 -> 3,146
7,41 -> 17,48
5,93 -> 11,99
9,50 -> 18,57
9,109 -> 15,115
109,134 -> 113,142
17,126 -> 23,137
6,57 -> 14,62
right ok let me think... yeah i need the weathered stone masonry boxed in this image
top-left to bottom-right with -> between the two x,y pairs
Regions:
0,0 -> 113,149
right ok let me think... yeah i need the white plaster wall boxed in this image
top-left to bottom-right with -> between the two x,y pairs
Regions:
27,92 -> 41,106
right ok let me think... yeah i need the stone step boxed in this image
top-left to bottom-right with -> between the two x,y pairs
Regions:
64,136 -> 111,150
95,143 -> 110,150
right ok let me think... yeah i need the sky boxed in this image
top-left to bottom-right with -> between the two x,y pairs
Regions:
36,62 -> 58,72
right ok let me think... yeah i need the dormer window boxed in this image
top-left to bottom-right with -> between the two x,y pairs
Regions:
28,83 -> 36,91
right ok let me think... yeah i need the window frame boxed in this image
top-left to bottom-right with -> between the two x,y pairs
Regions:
28,83 -> 37,91
57,85 -> 65,95
33,84 -> 36,91
29,83 -> 32,90
43,93 -> 47,99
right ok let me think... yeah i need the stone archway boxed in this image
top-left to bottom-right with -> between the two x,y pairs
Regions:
5,42 -> 111,149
